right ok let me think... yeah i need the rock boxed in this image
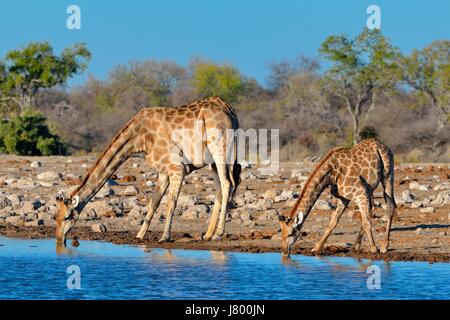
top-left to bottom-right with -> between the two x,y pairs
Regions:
109,199 -> 124,216
240,212 -> 253,221
177,195 -> 198,207
420,207 -> 435,214
243,220 -> 256,228
414,228 -> 423,235
145,181 -> 155,187
128,207 -> 143,219
257,210 -> 277,223
253,198 -> 273,211
313,199 -> 335,210
22,200 -> 43,212
263,189 -> 278,199
5,215 -> 22,225
0,196 -> 12,210
243,191 -> 257,204
431,191 -> 450,206
242,172 -> 257,180
95,186 -> 114,199
181,205 -> 209,220
240,161 -> 252,169
401,190 -> 415,203
6,194 -> 23,207
291,170 -> 308,180
25,219 -> 44,227
410,201 -> 423,209
234,194 -> 246,207
271,233 -> 282,241
30,161 -> 42,168
122,186 -> 139,196
91,223 -> 107,233
36,171 -> 61,181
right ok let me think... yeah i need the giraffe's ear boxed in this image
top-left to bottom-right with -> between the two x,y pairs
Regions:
71,195 -> 79,208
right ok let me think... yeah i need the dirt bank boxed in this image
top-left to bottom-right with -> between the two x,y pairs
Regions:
0,155 -> 449,262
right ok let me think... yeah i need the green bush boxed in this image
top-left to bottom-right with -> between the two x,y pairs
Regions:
359,126 -> 379,140
0,110 -> 67,155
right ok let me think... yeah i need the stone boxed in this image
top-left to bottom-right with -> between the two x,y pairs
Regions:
128,207 -> 143,219
0,196 -> 12,210
145,181 -> 155,187
25,219 -> 44,227
263,189 -> 278,199
234,194 -> 246,207
420,207 -> 435,214
5,215 -> 22,225
95,186 -> 114,199
410,201 -> 423,209
314,199 -> 335,210
257,210 -> 276,223
36,171 -> 61,181
240,212 -> 253,221
30,161 -> 42,168
243,191 -> 257,204
181,205 -> 209,220
122,186 -> 139,196
178,195 -> 198,207
253,198 -> 273,211
415,228 -> 423,235
431,191 -> 450,206
401,190 -> 415,203
91,223 -> 107,233
22,200 -> 43,212
6,194 -> 23,207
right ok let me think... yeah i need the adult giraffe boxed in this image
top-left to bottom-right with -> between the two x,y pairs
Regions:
55,96 -> 241,246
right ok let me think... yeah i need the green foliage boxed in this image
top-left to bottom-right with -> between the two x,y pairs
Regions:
359,126 -> 378,140
400,40 -> 450,127
191,61 -> 245,103
0,42 -> 91,112
0,109 -> 67,155
319,28 -> 400,144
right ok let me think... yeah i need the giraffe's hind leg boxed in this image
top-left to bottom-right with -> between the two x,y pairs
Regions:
355,190 -> 378,254
203,165 -> 222,240
136,173 -> 169,239
380,174 -> 397,253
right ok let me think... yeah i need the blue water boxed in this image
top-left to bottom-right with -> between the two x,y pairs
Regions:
0,236 -> 449,299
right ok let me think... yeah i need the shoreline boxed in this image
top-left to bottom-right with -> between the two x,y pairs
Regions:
1,224 -> 449,263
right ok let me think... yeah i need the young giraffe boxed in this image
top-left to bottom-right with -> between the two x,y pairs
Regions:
277,138 -> 396,256
55,96 -> 241,246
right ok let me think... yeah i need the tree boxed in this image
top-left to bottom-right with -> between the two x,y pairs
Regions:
108,60 -> 187,108
0,109 -> 67,155
400,40 -> 450,130
0,42 -> 91,113
266,55 -> 320,91
319,28 -> 400,145
190,60 -> 245,103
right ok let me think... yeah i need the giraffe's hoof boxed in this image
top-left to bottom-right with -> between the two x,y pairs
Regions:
158,237 -> 171,243
212,234 -> 222,241
380,247 -> 388,254
370,247 -> 379,254
136,232 -> 145,240
311,247 -> 322,255
202,233 -> 212,241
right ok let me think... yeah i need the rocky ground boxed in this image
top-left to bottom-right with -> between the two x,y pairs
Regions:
0,155 -> 449,262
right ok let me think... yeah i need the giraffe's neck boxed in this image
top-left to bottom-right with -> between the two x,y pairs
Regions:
289,155 -> 336,220
70,113 -> 143,210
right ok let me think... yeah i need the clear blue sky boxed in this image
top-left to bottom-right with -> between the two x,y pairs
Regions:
0,0 -> 448,87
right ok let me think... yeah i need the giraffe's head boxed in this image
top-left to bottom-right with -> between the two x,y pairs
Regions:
276,210 -> 303,256
55,191 -> 80,246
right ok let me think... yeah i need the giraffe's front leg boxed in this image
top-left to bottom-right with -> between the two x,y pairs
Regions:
159,170 -> 184,243
312,199 -> 348,254
203,167 -> 222,241
136,174 -> 169,239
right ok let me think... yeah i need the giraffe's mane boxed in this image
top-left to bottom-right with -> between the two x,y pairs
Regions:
70,109 -> 145,198
287,146 -> 346,217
